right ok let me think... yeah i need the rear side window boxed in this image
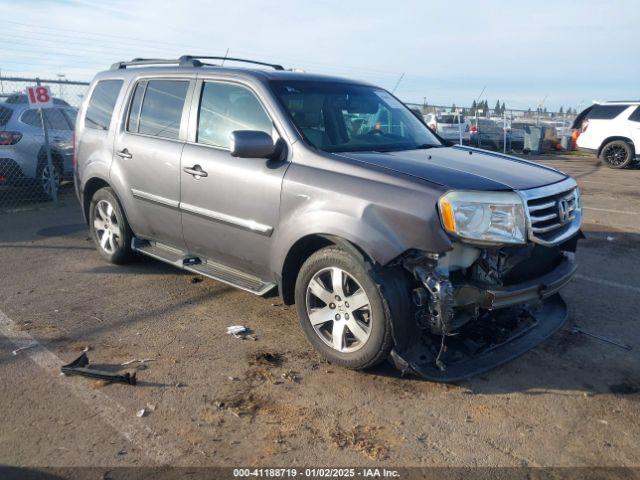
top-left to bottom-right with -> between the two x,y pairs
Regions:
0,106 -> 13,127
130,80 -> 189,140
628,106 -> 640,123
197,82 -> 272,148
587,105 -> 629,120
21,109 -> 41,127
85,79 -> 123,131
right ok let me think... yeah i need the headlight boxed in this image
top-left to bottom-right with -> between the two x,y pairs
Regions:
438,191 -> 527,244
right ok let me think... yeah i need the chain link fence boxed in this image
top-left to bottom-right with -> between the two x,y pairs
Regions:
405,102 -> 577,154
0,76 -> 89,213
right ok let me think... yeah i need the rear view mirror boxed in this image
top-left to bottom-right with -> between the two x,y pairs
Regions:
230,130 -> 276,159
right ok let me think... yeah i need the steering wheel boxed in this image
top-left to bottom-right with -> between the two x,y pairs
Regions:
366,127 -> 385,135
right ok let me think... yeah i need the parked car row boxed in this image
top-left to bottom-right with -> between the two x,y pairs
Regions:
0,94 -> 77,198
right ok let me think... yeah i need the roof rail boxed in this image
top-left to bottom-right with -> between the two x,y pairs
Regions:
110,56 -> 285,71
110,58 -> 183,70
179,55 -> 284,70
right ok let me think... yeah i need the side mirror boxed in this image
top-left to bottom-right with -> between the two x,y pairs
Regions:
230,130 -> 276,159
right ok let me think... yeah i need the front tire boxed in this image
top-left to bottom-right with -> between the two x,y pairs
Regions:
89,187 -> 133,264
600,140 -> 634,169
294,246 -> 394,370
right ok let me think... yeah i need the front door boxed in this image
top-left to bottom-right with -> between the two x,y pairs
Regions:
180,80 -> 288,279
112,78 -> 193,249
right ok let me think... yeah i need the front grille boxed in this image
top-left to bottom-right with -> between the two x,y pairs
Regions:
520,178 -> 581,245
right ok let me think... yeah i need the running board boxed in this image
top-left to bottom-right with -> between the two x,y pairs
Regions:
132,238 -> 276,296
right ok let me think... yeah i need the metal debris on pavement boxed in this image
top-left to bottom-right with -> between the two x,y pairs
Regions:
121,358 -> 155,366
568,326 -> 632,351
11,341 -> 38,356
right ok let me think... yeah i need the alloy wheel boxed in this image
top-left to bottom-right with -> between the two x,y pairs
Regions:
603,144 -> 629,166
40,164 -> 60,198
305,267 -> 372,353
93,199 -> 122,254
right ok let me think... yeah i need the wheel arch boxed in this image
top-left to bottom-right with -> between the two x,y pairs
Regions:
279,234 -> 374,305
81,176 -> 112,224
598,136 -> 635,157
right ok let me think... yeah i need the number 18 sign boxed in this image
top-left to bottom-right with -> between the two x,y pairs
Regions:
26,85 -> 53,108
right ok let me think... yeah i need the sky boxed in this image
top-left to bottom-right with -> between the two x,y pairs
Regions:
1,0 -> 638,111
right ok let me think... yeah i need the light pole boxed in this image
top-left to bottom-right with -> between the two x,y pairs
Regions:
56,73 -> 66,100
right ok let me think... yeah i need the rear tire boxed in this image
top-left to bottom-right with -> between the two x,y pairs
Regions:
89,187 -> 134,264
294,246 -> 394,370
600,140 -> 634,169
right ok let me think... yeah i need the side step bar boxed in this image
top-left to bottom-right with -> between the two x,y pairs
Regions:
132,238 -> 276,296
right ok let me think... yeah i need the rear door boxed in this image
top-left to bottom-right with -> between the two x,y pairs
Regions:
180,79 -> 288,278
112,77 -> 194,249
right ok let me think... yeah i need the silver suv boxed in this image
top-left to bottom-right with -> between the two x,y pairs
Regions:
1,98 -> 77,198
75,56 -> 583,381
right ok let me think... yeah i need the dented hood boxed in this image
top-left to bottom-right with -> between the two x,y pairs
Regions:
338,145 -> 567,191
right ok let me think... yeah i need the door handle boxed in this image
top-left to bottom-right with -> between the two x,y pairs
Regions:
116,149 -> 132,159
183,165 -> 208,178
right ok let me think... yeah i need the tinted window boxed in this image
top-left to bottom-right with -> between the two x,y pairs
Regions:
587,105 -> 629,120
138,80 -> 188,139
85,80 -> 123,130
197,82 -> 272,148
62,108 -> 78,127
628,106 -> 640,123
272,80 -> 441,152
21,109 -> 41,127
439,115 -> 464,123
126,81 -> 146,133
0,106 -> 13,127
43,108 -> 72,130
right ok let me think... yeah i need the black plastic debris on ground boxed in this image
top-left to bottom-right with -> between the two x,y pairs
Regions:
61,352 -> 137,385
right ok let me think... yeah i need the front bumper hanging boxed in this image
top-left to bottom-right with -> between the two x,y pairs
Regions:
390,293 -> 568,382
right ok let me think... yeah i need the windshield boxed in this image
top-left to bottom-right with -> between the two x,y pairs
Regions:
270,80 -> 441,153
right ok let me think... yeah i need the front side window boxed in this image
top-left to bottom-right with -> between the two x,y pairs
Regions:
197,82 -> 273,149
270,80 -> 441,153
134,80 -> 189,140
43,108 -> 73,130
85,79 -> 123,130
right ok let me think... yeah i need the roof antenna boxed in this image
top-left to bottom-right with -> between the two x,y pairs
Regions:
221,48 -> 230,66
391,72 -> 405,93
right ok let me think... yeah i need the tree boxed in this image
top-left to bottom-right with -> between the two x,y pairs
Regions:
494,100 -> 501,115
471,100 -> 477,115
501,102 -> 506,115
559,106 -> 564,115
451,103 -> 457,113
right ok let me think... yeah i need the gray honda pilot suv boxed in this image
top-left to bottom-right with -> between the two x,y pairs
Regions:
75,56 -> 583,381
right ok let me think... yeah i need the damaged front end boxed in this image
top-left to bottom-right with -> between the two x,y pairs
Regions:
389,234 -> 581,381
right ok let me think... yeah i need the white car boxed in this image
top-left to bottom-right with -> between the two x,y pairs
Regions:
423,113 -> 470,143
575,101 -> 640,169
